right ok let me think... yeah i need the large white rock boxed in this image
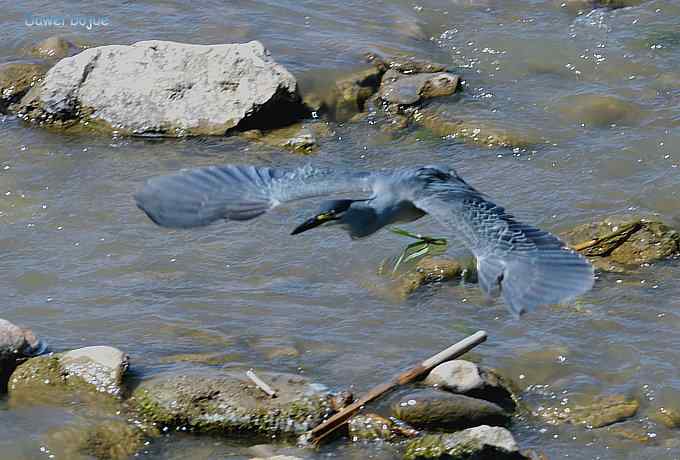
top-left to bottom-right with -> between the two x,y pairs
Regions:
20,40 -> 305,136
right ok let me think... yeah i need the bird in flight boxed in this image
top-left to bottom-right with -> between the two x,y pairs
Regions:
135,164 -> 594,316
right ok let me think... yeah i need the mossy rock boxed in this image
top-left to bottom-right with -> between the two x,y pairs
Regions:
131,370 -> 332,437
385,256 -> 476,298
0,61 -> 49,113
404,426 -> 526,460
8,346 -> 129,406
562,216 -> 680,272
537,394 -> 639,428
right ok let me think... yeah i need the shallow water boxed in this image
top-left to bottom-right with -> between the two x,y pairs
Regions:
1,1 -> 680,459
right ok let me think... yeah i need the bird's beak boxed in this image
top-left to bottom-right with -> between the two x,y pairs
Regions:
291,212 -> 336,235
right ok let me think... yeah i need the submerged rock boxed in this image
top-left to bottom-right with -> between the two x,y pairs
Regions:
415,107 -> 536,149
16,40 -> 307,135
563,216 -> 680,272
556,94 -> 643,127
46,419 -> 146,460
537,394 -> 639,428
391,389 -> 509,430
0,62 -> 48,113
563,0 -> 646,12
9,345 -> 129,402
403,426 -> 525,460
0,318 -> 46,392
424,360 -> 517,410
568,395 -> 639,428
131,370 -> 332,437
29,35 -> 80,60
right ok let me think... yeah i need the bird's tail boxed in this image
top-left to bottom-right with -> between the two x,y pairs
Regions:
135,165 -> 280,228
477,235 -> 594,317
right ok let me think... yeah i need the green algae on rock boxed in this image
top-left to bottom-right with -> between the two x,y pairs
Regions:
403,426 -> 526,460
563,216 -> 680,272
8,346 -> 129,405
46,419 -> 146,460
536,394 -> 639,429
131,371 -> 332,437
0,61 -> 49,113
414,107 -> 537,149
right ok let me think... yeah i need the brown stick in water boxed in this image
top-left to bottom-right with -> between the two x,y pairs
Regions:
306,330 -> 488,446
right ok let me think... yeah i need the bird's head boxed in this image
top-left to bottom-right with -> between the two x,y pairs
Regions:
291,199 -> 357,235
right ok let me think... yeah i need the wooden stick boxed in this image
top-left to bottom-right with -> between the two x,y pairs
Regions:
246,369 -> 277,398
306,330 -> 487,446
571,221 -> 642,253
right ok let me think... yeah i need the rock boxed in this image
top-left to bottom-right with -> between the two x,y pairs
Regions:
379,71 -> 459,106
555,94 -> 643,127
0,62 -> 48,113
651,407 -> 680,429
131,370 -> 332,437
403,426 -> 525,460
60,346 -> 129,396
16,40 -> 307,135
250,456 -> 303,460
9,345 -> 129,402
573,399 -> 641,430
368,54 -> 448,74
389,256 -> 476,298
416,107 -> 536,149
240,121 -> 332,153
563,0 -> 645,12
538,394 -> 638,428
348,413 -> 419,442
324,67 -> 385,121
0,318 -> 46,392
424,360 -> 516,410
391,389 -> 509,430
562,216 -> 680,272
30,36 -> 80,59
328,390 -> 354,412
46,419 -> 146,460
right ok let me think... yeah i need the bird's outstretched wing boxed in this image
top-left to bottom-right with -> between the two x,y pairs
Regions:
135,164 -> 375,228
411,167 -> 594,316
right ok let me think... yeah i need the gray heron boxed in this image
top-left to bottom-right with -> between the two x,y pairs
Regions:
135,164 -> 594,316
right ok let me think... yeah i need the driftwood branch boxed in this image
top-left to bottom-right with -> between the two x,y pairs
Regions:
246,369 -> 277,398
306,330 -> 487,446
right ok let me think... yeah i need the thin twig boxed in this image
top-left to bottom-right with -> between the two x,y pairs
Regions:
246,369 -> 277,398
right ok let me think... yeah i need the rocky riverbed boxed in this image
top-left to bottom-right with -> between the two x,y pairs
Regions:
2,0 -> 680,459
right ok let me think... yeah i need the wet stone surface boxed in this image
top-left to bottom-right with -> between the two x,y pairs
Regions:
403,425 -> 526,460
563,216 -> 680,272
0,318 -> 47,392
9,345 -> 129,401
424,360 -> 517,411
391,389 -> 510,430
131,370 -> 333,437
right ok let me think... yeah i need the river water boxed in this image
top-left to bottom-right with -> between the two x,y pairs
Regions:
1,1 -> 680,459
